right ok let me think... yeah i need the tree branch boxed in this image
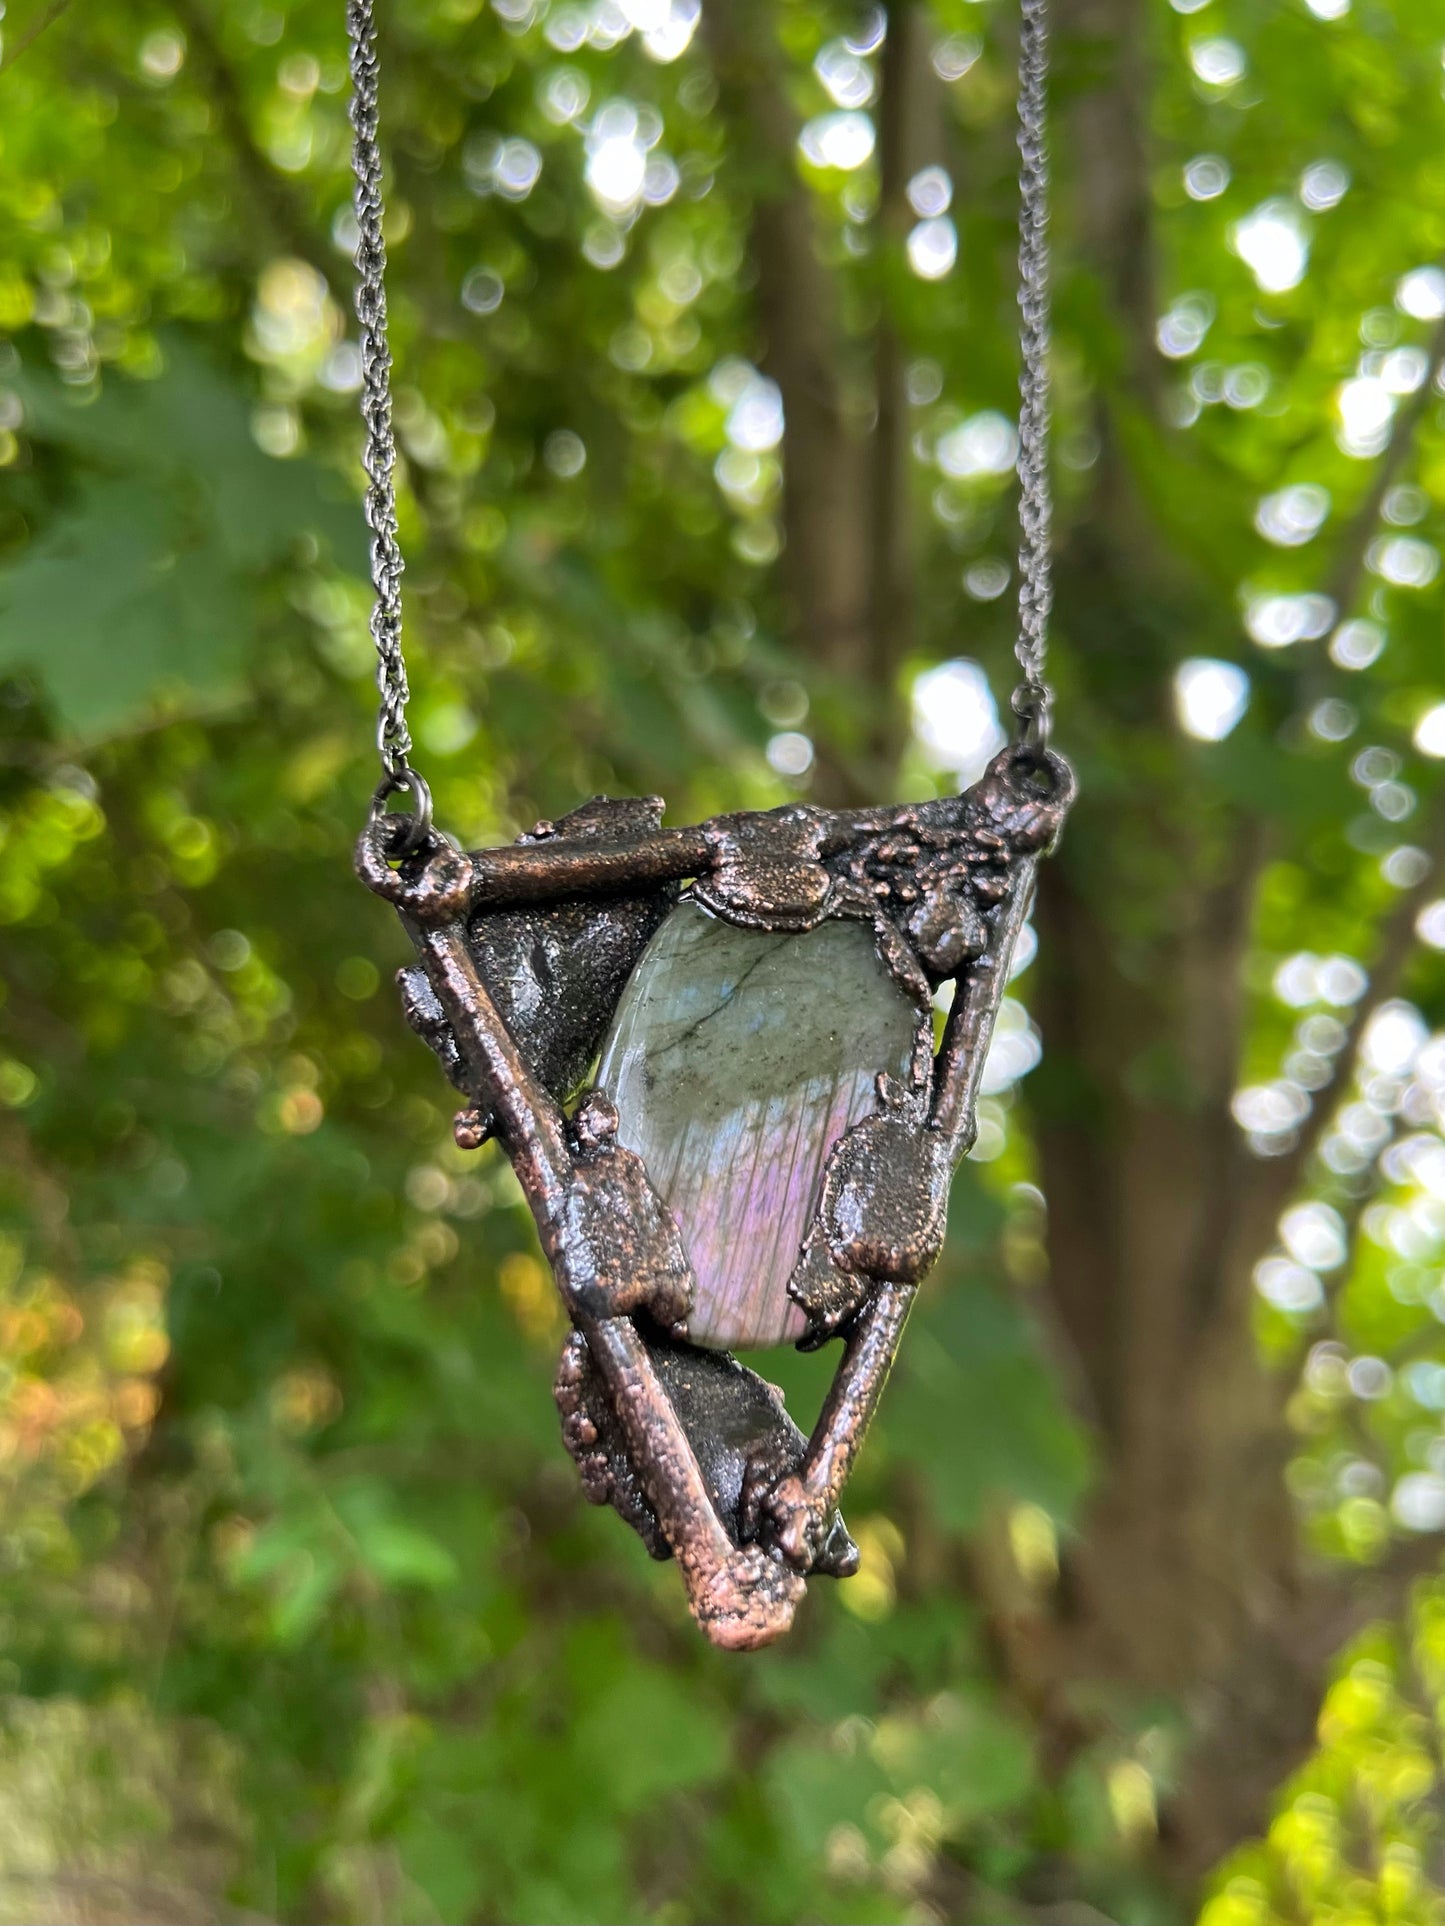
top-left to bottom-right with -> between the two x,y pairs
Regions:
1055,0 -> 1158,410
1165,1533 -> 1444,1878
1251,783 -> 1445,1222
1324,300 -> 1445,625
703,0 -> 874,801
1295,298 -> 1445,724
171,0 -> 339,297
865,2 -> 938,774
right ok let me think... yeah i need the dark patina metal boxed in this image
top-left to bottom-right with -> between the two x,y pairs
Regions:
356,747 -> 1073,1649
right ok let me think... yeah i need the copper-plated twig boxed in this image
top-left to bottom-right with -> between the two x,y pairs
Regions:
358,747 -> 1072,1647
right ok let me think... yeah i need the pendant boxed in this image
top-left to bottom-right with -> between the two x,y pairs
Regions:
358,747 -> 1073,1648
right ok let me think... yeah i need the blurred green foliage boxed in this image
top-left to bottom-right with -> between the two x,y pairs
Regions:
4,0 -> 1445,1921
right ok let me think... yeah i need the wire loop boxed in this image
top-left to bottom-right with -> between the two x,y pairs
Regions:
367,766 -> 434,858
1011,682 -> 1052,758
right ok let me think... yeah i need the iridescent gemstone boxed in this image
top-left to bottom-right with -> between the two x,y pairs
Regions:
595,902 -> 919,1351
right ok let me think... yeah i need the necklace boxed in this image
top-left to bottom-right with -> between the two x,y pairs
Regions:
348,0 -> 1074,1650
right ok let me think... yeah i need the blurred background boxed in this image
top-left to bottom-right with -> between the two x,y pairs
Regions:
2,0 -> 1445,1919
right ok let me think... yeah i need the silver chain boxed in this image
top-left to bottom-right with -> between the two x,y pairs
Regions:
346,0 -> 1054,795
1013,0 -> 1054,753
347,0 -> 432,842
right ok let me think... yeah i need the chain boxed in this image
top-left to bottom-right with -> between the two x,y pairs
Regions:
1012,0 -> 1054,755
346,0 -> 1052,801
347,0 -> 432,845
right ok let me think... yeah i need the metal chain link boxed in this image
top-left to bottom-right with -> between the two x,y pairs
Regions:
347,0 -> 432,845
346,0 -> 1055,795
1013,0 -> 1054,754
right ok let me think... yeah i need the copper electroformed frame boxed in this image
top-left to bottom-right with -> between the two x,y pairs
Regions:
356,745 -> 1073,1649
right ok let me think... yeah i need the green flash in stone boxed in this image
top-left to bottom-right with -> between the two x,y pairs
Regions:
596,902 -> 921,1351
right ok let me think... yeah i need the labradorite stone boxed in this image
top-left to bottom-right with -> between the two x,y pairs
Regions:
596,901 -> 918,1351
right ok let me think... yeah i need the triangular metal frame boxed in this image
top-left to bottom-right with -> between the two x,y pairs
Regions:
358,747 -> 1073,1648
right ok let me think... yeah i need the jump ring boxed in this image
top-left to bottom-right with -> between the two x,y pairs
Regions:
1010,684 -> 1051,757
367,766 -> 434,858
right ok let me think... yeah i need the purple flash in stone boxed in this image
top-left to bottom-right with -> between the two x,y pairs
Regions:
596,901 -> 919,1351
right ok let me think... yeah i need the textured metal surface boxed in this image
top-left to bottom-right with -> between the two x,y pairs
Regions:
400,797 -> 678,1141
788,1081 -> 952,1341
555,1328 -> 858,1577
345,0 -> 1071,1647
358,748 -> 1073,1647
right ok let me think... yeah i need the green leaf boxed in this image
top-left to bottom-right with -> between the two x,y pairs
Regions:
334,1481 -> 460,1590
571,1659 -> 731,1814
0,337 -> 364,735
888,1271 -> 1093,1535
